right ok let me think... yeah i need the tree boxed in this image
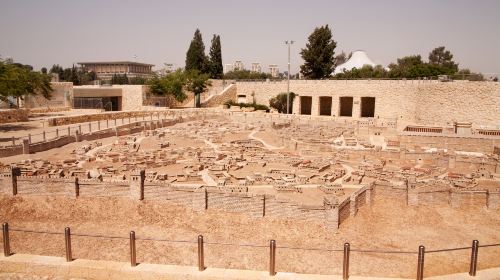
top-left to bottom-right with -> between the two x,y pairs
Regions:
429,46 -> 458,73
41,67 -> 47,74
269,92 -> 296,113
49,64 -> 64,80
148,69 -> 188,102
0,58 -> 52,106
387,55 -> 425,78
111,74 -> 129,85
223,70 -> 272,80
185,29 -> 208,73
208,34 -> 223,79
185,70 -> 211,108
334,65 -> 388,79
300,25 -> 337,79
129,76 -> 147,85
333,51 -> 351,67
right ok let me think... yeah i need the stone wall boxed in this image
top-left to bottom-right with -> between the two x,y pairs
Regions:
47,110 -> 167,126
23,82 -> 73,109
0,168 -> 372,229
0,109 -> 29,124
201,83 -> 237,108
235,80 -> 500,128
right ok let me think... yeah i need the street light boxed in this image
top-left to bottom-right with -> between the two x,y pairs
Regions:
285,40 -> 294,114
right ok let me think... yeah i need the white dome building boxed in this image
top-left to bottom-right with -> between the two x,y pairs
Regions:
333,50 -> 376,75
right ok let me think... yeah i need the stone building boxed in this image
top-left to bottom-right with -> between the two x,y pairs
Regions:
269,64 -> 279,78
78,61 -> 154,81
251,63 -> 262,73
233,60 -> 245,71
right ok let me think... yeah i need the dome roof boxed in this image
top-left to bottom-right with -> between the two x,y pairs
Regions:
333,50 -> 376,75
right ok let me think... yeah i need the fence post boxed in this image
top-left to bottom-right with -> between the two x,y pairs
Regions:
114,119 -> 117,126
43,131 -> 46,142
97,121 -> 101,130
469,240 -> 479,276
88,123 -> 92,133
28,134 -> 31,144
2,223 -> 10,257
64,227 -> 72,262
56,128 -> 59,138
343,242 -> 350,280
416,245 -> 425,280
269,239 -> 276,276
78,125 -> 82,134
67,127 -> 70,137
198,235 -> 205,271
130,231 -> 136,267
11,137 -> 15,146
106,119 -> 109,128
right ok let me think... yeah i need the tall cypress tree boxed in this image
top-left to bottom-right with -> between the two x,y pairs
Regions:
209,35 -> 223,79
185,29 -> 207,72
300,25 -> 337,79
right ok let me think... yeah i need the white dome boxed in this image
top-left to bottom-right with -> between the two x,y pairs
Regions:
333,50 -> 376,75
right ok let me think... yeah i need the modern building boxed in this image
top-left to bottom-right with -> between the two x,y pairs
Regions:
269,64 -> 279,78
77,61 -> 155,80
224,64 -> 233,73
233,60 -> 245,71
333,50 -> 376,75
251,63 -> 262,73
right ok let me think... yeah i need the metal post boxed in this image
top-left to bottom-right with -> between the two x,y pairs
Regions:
343,242 -> 350,280
88,123 -> 92,133
79,125 -> 82,134
43,131 -> 46,142
114,119 -> 117,126
106,119 -> 109,128
2,223 -> 10,257
11,137 -> 15,146
198,235 -> 205,271
64,227 -> 72,262
55,128 -> 59,138
130,231 -> 136,267
469,240 -> 479,276
269,239 -> 276,276
416,245 -> 425,280
285,40 -> 294,115
67,127 -> 70,136
97,121 -> 101,130
28,134 -> 31,144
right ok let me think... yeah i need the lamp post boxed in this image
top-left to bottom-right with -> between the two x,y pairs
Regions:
285,40 -> 294,114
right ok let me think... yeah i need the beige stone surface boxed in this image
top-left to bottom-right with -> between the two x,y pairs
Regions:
236,80 -> 500,127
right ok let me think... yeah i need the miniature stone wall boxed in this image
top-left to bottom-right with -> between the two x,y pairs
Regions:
373,182 -> 499,210
0,145 -> 23,157
0,109 -> 29,124
47,111 -> 167,126
400,135 -> 499,153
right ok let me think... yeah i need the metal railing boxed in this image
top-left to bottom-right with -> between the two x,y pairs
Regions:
0,113 -> 165,149
2,222 -> 499,279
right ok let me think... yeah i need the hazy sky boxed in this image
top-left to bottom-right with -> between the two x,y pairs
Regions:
1,0 -> 499,75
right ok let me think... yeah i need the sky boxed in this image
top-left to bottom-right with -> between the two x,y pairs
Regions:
1,0 -> 499,75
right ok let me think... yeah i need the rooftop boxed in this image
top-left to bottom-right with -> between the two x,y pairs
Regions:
77,61 -> 155,67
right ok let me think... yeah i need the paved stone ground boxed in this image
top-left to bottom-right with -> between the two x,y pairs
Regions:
1,254 -> 499,280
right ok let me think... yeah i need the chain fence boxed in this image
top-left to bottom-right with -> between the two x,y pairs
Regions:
2,223 -> 499,279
